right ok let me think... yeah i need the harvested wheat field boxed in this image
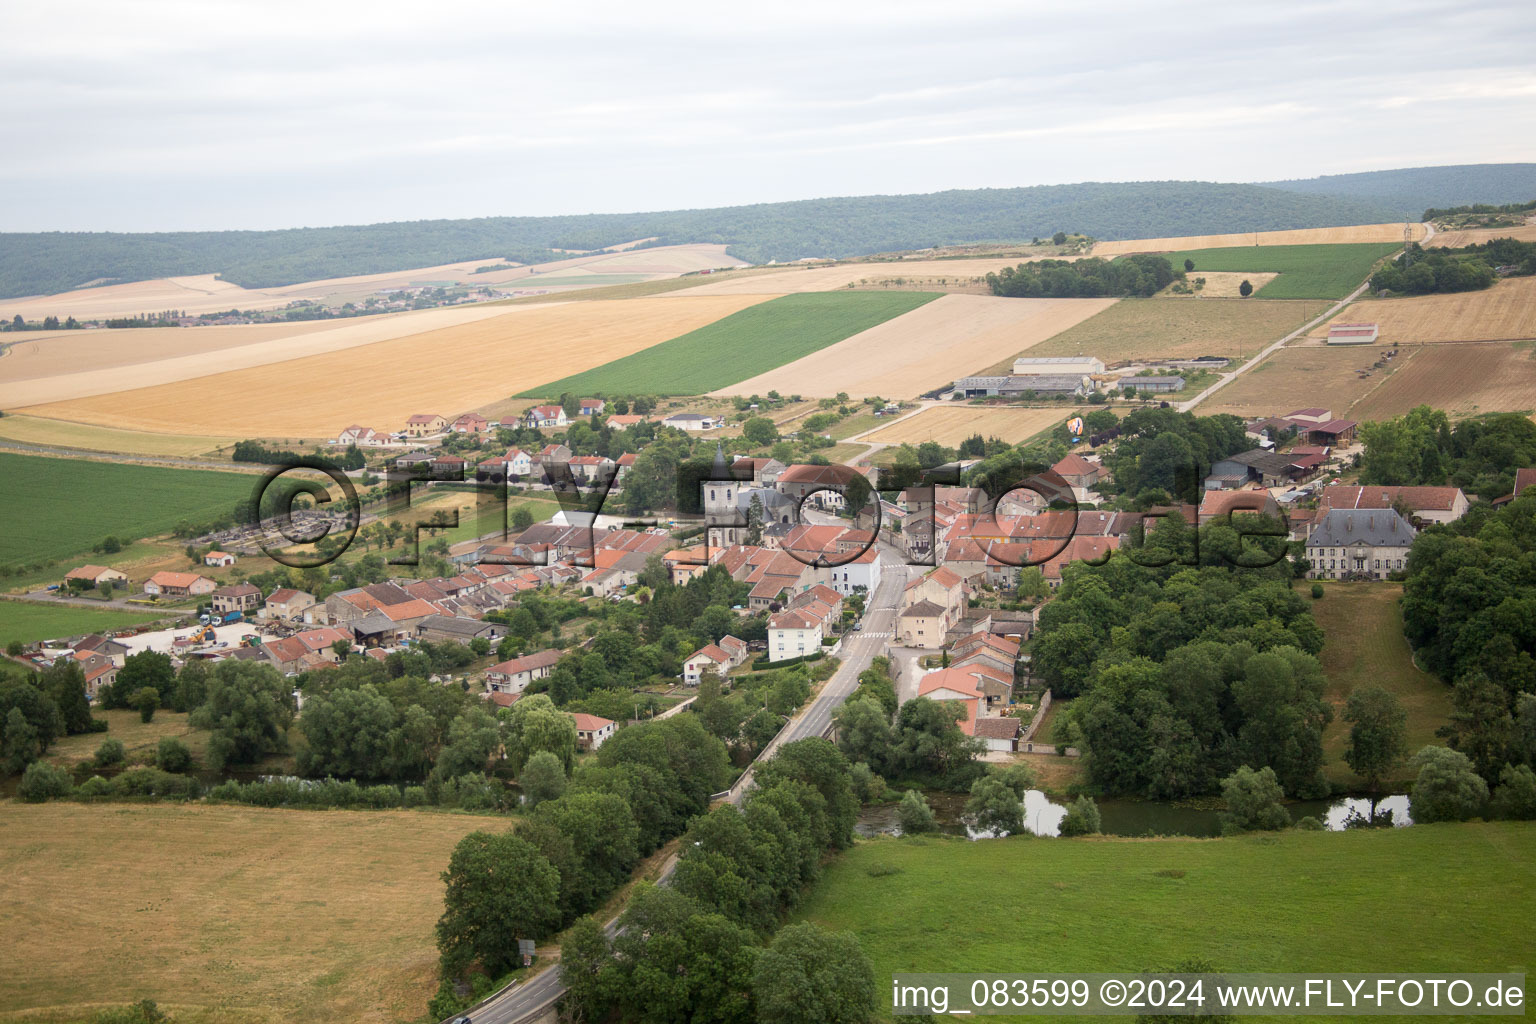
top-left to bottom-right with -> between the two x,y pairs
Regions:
1158,272 -> 1277,297
0,303 -> 529,408
0,802 -> 491,1024
19,294 -> 774,437
1199,347 -> 1419,419
0,413 -> 236,456
1021,298 -> 1331,367
681,258 -> 1055,296
1427,223 -> 1536,248
1351,343 -> 1536,420
863,405 -> 1081,447
1310,276 -> 1536,345
0,245 -> 744,322
1093,222 -> 1422,256
714,294 -> 1116,399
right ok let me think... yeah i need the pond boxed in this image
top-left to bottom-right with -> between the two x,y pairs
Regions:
855,790 -> 1413,839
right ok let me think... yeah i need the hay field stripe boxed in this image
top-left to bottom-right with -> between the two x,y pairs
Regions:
17,294 -> 775,438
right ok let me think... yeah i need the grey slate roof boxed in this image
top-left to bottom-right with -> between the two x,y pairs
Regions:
1305,509 -> 1415,548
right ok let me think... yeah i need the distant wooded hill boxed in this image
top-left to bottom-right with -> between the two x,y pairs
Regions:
3,164 -> 1533,301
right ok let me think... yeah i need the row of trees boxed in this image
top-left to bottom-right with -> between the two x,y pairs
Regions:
1398,491 -> 1536,789
1370,244 -> 1497,295
553,739 -> 877,1024
986,254 -> 1180,298
1358,406 -> 1536,500
1031,536 -> 1330,798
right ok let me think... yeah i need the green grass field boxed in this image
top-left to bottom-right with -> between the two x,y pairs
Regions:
0,452 -> 258,568
798,824 -> 1535,1022
1313,582 -> 1453,787
1147,243 -> 1402,299
0,599 -> 172,645
520,291 -> 942,396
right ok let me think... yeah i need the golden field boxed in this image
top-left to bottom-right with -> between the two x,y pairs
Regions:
1350,342 -> 1536,420
1020,298 -> 1331,367
1310,276 -> 1536,344
0,303 -> 523,408
861,404 -> 1081,446
0,802 -> 495,1024
1199,346 -> 1418,419
714,294 -> 1117,399
1427,223 -> 1536,248
0,413 -> 237,457
1092,222 -> 1423,256
18,294 -> 775,437
1157,271 -> 1277,297
680,257 -> 1058,296
0,243 -> 742,322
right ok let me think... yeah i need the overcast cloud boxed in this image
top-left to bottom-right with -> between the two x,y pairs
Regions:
1,0 -> 1532,232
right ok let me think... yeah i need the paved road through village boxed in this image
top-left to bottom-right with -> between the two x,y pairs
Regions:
460,540 -> 911,1024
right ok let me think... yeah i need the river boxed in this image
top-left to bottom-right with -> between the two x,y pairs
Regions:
856,790 -> 1413,839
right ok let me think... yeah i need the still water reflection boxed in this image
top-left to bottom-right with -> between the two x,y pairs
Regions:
855,791 -> 1412,839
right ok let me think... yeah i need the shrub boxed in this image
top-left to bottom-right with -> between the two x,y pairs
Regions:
156,737 -> 193,773
18,760 -> 74,802
93,737 -> 126,769
1310,583 -> 1324,599
403,785 -> 429,807
1058,794 -> 1102,836
897,789 -> 936,834
75,775 -> 111,799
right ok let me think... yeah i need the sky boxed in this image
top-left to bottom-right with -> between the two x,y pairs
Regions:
2,0 -> 1533,232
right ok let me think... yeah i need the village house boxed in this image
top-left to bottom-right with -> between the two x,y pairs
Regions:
450,413 -> 489,434
1050,453 -> 1107,494
404,413 -> 448,437
683,635 -> 749,685
572,713 -> 616,751
336,425 -> 389,446
973,715 -> 1022,753
63,565 -> 128,589
567,455 -> 616,485
605,414 -> 648,432
767,607 -> 825,662
323,583 -> 415,625
70,650 -> 118,699
525,405 -> 569,429
578,398 -> 606,416
662,412 -> 719,431
143,571 -> 216,599
898,567 -> 966,648
1319,484 -> 1470,525
485,649 -> 563,694
263,588 -> 317,623
210,583 -> 262,615
1305,508 -> 1415,580
1197,489 -> 1284,525
203,550 -> 236,567
416,615 -> 507,645
477,447 -> 534,483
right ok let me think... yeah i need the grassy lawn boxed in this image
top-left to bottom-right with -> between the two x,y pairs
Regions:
46,709 -> 215,768
520,291 -> 942,396
0,802 -> 495,1024
1146,243 -> 1402,299
797,823 -> 1536,1022
0,452 -> 259,569
0,599 -> 174,646
1312,581 -> 1453,787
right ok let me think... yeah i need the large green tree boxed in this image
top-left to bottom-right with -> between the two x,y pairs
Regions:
436,830 -> 561,977
752,922 -> 876,1024
189,661 -> 293,769
1343,686 -> 1408,791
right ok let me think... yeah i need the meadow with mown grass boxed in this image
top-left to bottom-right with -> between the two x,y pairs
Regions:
0,453 -> 258,569
0,802 -> 492,1024
1312,582 -> 1452,788
522,291 -> 942,397
0,600 -> 173,647
1152,242 -> 1403,299
797,824 -> 1536,1022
